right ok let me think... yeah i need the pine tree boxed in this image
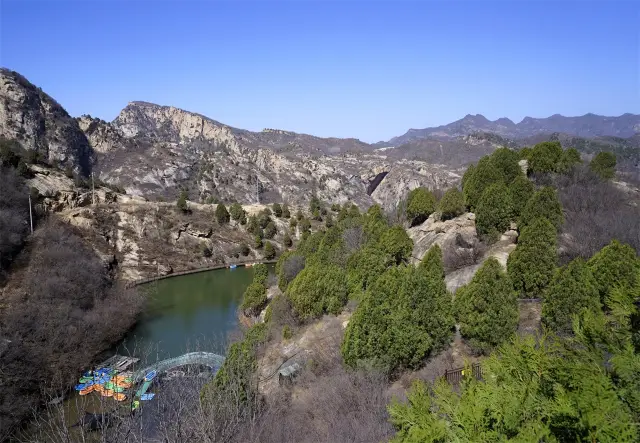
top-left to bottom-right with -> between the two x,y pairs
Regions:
286,263 -> 347,318
462,156 -> 503,210
263,241 -> 276,260
438,188 -> 465,221
520,186 -> 564,231
264,221 -> 277,239
508,174 -> 535,219
283,232 -> 293,247
507,217 -> 557,298
229,202 -> 245,221
590,151 -> 617,179
272,202 -> 283,217
490,147 -> 521,184
455,257 -> 518,353
379,225 -> 413,265
215,203 -> 230,224
406,187 -> 436,226
282,203 -> 291,218
528,141 -> 564,174
475,182 -> 513,238
176,190 -> 188,212
587,240 -> 639,302
542,258 -> 601,333
420,244 -> 444,280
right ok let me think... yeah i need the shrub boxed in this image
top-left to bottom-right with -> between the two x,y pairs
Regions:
215,203 -> 230,224
258,210 -> 271,229
0,167 -> 29,272
378,225 -> 413,265
520,186 -> 564,232
312,208 -> 322,221
296,209 -> 304,220
309,195 -> 322,214
282,325 -> 292,340
241,283 -> 268,316
254,234 -> 263,249
289,217 -> 297,229
264,221 -> 277,239
475,182 -> 513,237
542,258 -> 601,334
272,203 -> 283,217
528,141 -> 564,174
406,187 -> 436,226
325,212 -> 334,228
587,240 -> 639,302
176,190 -> 188,213
263,241 -> 276,260
507,217 -> 557,298
560,147 -> 582,172
590,151 -> 617,179
286,263 -> 348,319
331,203 -> 341,212
229,202 -> 245,221
508,174 -> 535,219
239,243 -> 251,256
247,215 -> 260,235
438,188 -> 465,220
283,232 -> 293,247
282,204 -> 291,218
455,257 -> 518,353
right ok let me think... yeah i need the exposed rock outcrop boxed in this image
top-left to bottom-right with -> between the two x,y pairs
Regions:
0,68 -> 94,174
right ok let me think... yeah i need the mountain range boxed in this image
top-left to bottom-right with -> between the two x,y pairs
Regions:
1,67 -> 638,209
381,113 -> 640,146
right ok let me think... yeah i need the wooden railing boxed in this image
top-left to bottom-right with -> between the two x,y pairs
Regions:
444,362 -> 482,384
125,259 -> 277,287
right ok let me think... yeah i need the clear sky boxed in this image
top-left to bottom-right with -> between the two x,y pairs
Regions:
1,0 -> 638,143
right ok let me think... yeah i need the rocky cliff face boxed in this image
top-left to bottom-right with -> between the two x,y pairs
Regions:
89,101 -> 458,208
0,68 -> 94,174
0,70 -> 460,210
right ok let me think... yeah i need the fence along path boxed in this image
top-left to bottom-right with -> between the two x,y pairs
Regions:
125,259 -> 278,287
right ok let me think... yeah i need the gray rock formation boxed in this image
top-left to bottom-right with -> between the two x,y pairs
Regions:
0,68 -> 94,174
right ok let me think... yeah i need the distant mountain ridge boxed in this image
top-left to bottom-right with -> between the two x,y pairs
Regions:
384,113 -> 640,146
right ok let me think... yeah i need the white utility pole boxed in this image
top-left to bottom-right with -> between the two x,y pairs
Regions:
28,193 -> 33,234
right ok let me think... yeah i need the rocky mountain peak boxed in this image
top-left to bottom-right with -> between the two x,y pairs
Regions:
0,68 -> 93,174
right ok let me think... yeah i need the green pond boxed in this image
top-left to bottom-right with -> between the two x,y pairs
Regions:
119,266 -> 260,361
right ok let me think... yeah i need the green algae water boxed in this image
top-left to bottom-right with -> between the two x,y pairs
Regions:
119,266 -> 259,361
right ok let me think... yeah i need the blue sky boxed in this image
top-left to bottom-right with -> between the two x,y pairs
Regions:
1,0 -> 638,142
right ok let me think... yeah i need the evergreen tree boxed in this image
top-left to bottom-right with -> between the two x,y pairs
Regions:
282,203 -> 291,218
299,217 -> 311,234
309,194 -> 322,214
241,282 -> 267,316
264,221 -> 277,239
559,147 -> 582,172
289,217 -> 297,229
286,263 -> 348,318
590,151 -> 617,179
254,233 -> 263,249
346,246 -> 393,297
528,141 -> 564,174
229,202 -> 245,221
247,214 -> 260,235
587,240 -> 639,302
379,225 -> 413,265
342,261 -> 453,371
542,258 -> 601,334
388,333 -> 638,442
455,257 -> 518,353
406,187 -> 436,226
325,211 -> 334,228
438,188 -> 465,221
507,217 -> 557,298
258,210 -> 271,228
420,244 -> 444,280
296,209 -> 304,220
263,241 -> 276,260
462,156 -> 504,210
475,182 -> 513,238
520,186 -> 564,231
283,232 -> 293,247
490,147 -> 521,184
176,190 -> 188,212
508,174 -> 535,219
272,202 -> 283,217
215,203 -> 230,224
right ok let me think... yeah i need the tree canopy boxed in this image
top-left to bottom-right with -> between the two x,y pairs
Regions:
438,188 -> 465,221
215,203 -> 230,224
519,186 -> 564,232
455,257 -> 518,353
590,151 -> 617,179
406,188 -> 436,226
475,182 -> 513,238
